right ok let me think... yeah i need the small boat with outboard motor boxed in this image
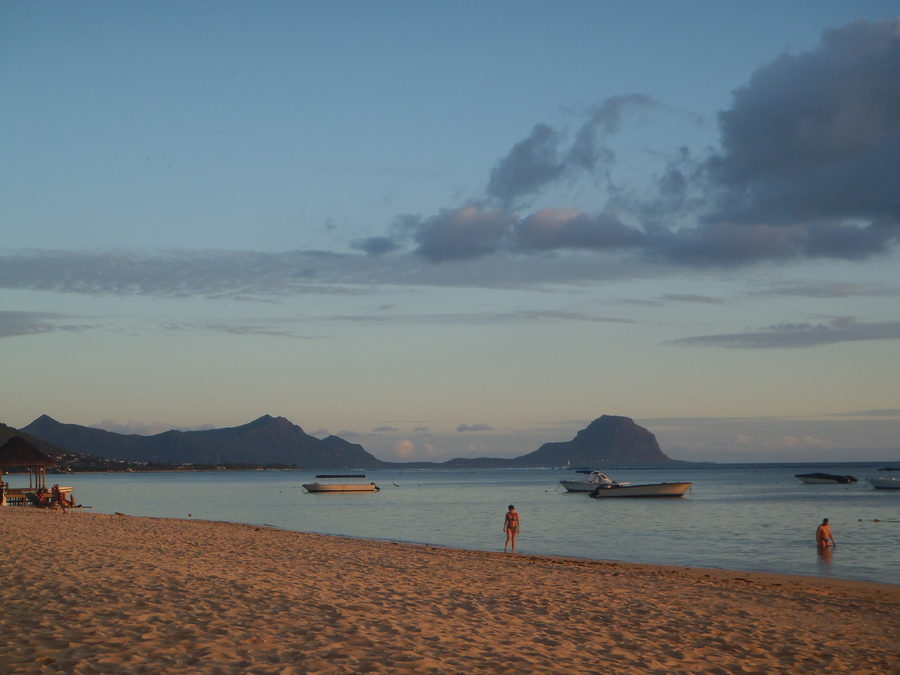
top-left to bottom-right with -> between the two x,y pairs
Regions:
559,470 -> 618,492
560,471 -> 691,498
588,478 -> 692,498
867,468 -> 900,490
794,473 -> 857,485
302,474 -> 380,493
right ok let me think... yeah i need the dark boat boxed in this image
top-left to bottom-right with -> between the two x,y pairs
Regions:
795,473 -> 857,484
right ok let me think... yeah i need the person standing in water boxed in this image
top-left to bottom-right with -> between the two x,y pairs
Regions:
816,518 -> 835,549
503,505 -> 520,553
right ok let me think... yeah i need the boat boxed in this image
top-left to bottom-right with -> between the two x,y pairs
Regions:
795,473 -> 857,484
559,470 -> 620,492
561,470 -> 691,497
302,474 -> 380,493
867,477 -> 900,490
588,480 -> 692,498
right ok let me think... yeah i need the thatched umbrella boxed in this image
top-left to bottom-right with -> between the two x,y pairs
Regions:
0,436 -> 57,494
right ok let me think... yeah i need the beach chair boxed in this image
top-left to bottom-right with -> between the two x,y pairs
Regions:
25,492 -> 61,510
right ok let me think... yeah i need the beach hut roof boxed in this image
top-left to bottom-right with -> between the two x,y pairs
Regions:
0,436 -> 57,467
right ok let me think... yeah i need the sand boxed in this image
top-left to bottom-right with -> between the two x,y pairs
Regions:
1,509 -> 898,674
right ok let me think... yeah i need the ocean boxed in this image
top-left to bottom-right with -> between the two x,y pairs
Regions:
44,463 -> 900,585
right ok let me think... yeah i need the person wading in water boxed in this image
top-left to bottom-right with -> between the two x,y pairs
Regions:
503,504 -> 521,553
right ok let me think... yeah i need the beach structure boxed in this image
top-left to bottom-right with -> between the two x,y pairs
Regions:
0,436 -> 66,507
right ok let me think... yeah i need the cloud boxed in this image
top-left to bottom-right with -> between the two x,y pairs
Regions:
513,208 -> 645,252
393,440 -> 416,459
667,317 -> 900,349
701,18 -> 900,250
728,434 -> 837,453
710,19 -> 900,209
753,281 -> 900,299
412,206 -> 517,262
436,19 -> 900,266
0,311 -> 63,338
390,439 -> 438,460
569,94 -> 659,170
487,123 -> 565,205
659,294 -> 725,304
351,236 -> 401,256
830,409 -> 900,418
457,423 -> 495,432
0,311 -> 94,338
372,425 -> 399,432
164,319 -> 322,340
3,18 -> 900,302
486,95 -> 659,206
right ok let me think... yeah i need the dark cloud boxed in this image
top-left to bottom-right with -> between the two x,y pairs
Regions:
430,19 -> 900,267
568,94 -> 658,170
457,423 -> 494,432
5,18 -> 900,299
703,17 -> 900,250
412,206 -> 517,262
712,20 -> 900,194
513,208 -> 645,252
487,123 -> 565,205
666,317 -> 900,349
486,95 -> 658,206
352,236 -> 401,256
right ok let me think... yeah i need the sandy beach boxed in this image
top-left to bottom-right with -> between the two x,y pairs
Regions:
1,509 -> 898,674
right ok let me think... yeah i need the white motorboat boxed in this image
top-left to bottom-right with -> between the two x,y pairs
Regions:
302,474 -> 380,493
795,473 -> 857,485
588,480 -> 692,498
561,471 -> 691,497
867,477 -> 900,490
560,471 -> 619,492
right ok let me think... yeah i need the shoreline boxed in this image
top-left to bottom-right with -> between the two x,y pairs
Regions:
2,509 -> 899,673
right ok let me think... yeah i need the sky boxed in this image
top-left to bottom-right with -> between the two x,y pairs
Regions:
2,1 -> 899,464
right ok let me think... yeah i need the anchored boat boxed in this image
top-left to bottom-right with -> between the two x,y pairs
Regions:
302,474 -> 380,493
559,471 -> 618,493
867,476 -> 900,490
562,470 -> 691,498
588,480 -> 692,498
795,473 -> 857,484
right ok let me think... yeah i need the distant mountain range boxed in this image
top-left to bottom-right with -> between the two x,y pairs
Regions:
15,413 -> 683,469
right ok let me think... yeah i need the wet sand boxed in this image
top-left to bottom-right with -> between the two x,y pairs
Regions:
1,508 -> 898,674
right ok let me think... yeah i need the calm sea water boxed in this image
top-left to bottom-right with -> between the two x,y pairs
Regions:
42,463 -> 900,585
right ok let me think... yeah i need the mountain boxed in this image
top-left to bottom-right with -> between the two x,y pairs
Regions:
19,413 -> 682,469
0,423 -> 68,458
509,415 -> 678,467
21,414 -> 386,469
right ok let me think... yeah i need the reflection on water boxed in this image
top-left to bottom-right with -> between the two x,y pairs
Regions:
50,463 -> 900,585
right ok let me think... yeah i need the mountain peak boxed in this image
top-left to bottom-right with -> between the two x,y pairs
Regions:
514,415 -> 675,467
246,414 -> 276,427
